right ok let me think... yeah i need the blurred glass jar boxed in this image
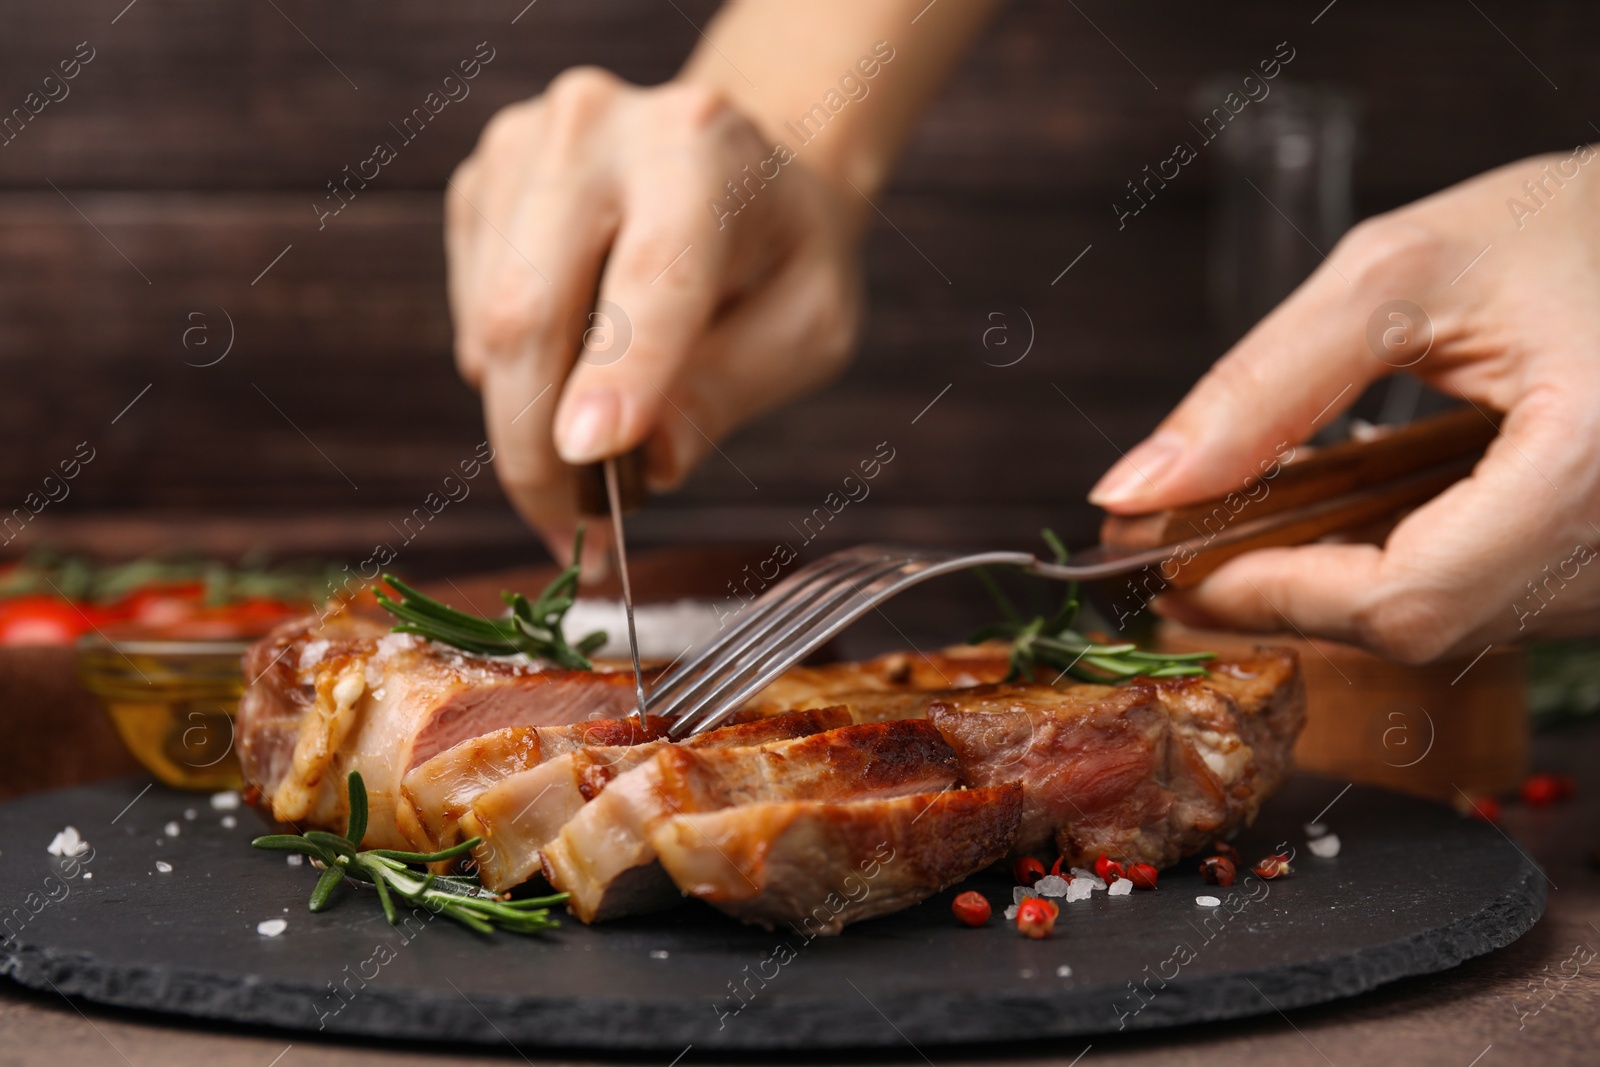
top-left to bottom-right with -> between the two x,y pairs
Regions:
78,635 -> 249,790
1203,81 -> 1359,348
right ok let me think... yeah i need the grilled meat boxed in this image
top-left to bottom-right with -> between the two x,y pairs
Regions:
237,610 -> 649,848
237,607 -> 1303,934
540,719 -> 965,921
929,648 -> 1303,866
462,708 -> 853,893
653,784 -> 1022,933
396,715 -> 672,854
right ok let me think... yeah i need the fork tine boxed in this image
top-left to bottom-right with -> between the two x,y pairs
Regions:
650,552 -> 909,721
667,547 -> 1036,737
666,551 -> 939,736
644,547 -> 885,710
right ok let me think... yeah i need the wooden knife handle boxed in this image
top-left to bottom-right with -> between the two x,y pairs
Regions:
574,447 -> 648,517
1099,407 -> 1498,587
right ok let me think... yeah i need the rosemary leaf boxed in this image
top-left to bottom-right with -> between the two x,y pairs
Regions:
375,528 -> 604,670
971,529 -> 1217,683
253,771 -> 566,936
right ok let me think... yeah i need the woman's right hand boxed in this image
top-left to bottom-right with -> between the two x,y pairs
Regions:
447,67 -> 863,569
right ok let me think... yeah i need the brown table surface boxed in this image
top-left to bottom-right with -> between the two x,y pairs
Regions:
2,553 -> 1597,1065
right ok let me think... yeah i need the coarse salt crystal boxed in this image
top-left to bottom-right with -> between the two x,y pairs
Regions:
183,808 -> 198,821
1107,878 -> 1133,896
220,815 -> 238,830
1064,880 -> 1095,903
1303,821 -> 1328,838
1034,875 -> 1071,898
1070,867 -> 1107,890
155,861 -> 172,873
1196,895 -> 1222,908
1056,964 -> 1073,978
650,950 -> 669,960
82,872 -> 92,880
163,821 -> 181,838
1012,886 -> 1038,905
257,918 -> 288,937
210,791 -> 241,811
286,854 -> 304,867
1307,833 -> 1341,858
1003,905 -> 1019,920
47,827 -> 89,858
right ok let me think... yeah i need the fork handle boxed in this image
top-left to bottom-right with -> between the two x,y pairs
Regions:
1098,407 -> 1498,587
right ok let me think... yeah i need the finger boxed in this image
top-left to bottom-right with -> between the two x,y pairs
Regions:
445,155 -> 485,385
1173,396 -> 1586,662
1089,252 -> 1388,514
646,240 -> 859,489
552,141 -> 732,465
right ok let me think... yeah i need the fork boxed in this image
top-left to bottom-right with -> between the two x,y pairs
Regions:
654,407 -> 1499,736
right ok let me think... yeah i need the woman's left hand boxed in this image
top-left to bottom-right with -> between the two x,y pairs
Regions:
1089,148 -> 1600,662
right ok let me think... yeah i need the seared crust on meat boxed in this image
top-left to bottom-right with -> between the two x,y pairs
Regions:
652,784 -> 1023,933
929,648 -> 1304,867
540,720 -> 960,920
396,715 -> 672,853
464,708 -> 853,894
744,645 -> 1017,715
236,609 -> 649,848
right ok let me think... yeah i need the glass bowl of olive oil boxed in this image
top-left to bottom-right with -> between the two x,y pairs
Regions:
77,635 -> 252,791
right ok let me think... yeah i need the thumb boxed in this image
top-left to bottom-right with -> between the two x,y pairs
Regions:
1089,260 -> 1393,513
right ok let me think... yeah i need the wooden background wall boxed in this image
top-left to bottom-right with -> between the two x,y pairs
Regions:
2,0 -> 1595,576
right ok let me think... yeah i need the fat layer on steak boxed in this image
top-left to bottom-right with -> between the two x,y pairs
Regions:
396,715 -> 672,853
237,610 -> 650,848
539,719 -> 964,921
463,708 -> 853,893
652,784 -> 1023,934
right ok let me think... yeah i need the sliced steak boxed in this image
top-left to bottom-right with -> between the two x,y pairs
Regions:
540,719 -> 960,921
653,784 -> 1022,934
396,715 -> 671,853
464,707 -> 853,893
744,645 -> 1015,715
237,610 -> 647,848
929,648 -> 1304,867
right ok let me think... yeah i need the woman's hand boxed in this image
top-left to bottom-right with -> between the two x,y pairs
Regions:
448,67 -> 860,569
1090,149 -> 1600,661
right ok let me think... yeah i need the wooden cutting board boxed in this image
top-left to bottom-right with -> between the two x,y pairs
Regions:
0,773 -> 1543,1050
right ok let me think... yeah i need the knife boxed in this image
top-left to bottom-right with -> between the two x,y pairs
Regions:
576,448 -> 648,723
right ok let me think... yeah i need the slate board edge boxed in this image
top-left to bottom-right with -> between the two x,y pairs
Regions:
0,864 -> 1546,1051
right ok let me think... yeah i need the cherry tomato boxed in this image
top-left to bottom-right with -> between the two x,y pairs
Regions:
0,596 -> 92,646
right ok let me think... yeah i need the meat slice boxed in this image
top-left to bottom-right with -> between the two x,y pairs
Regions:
396,715 -> 671,853
928,648 -> 1304,868
744,645 -> 1015,715
652,784 -> 1022,933
463,707 -> 853,893
237,610 -> 649,849
539,719 -> 961,920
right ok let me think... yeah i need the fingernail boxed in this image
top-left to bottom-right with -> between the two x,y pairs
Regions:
556,390 -> 620,464
1088,431 -> 1187,506
578,537 -> 611,585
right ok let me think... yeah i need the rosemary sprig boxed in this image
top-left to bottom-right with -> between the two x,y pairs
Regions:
971,529 -> 1215,684
252,771 -> 567,935
374,526 -> 606,670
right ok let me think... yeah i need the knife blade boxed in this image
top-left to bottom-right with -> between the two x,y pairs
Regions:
577,448 -> 648,724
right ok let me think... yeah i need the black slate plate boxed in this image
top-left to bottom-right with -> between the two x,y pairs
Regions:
0,774 -> 1544,1050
